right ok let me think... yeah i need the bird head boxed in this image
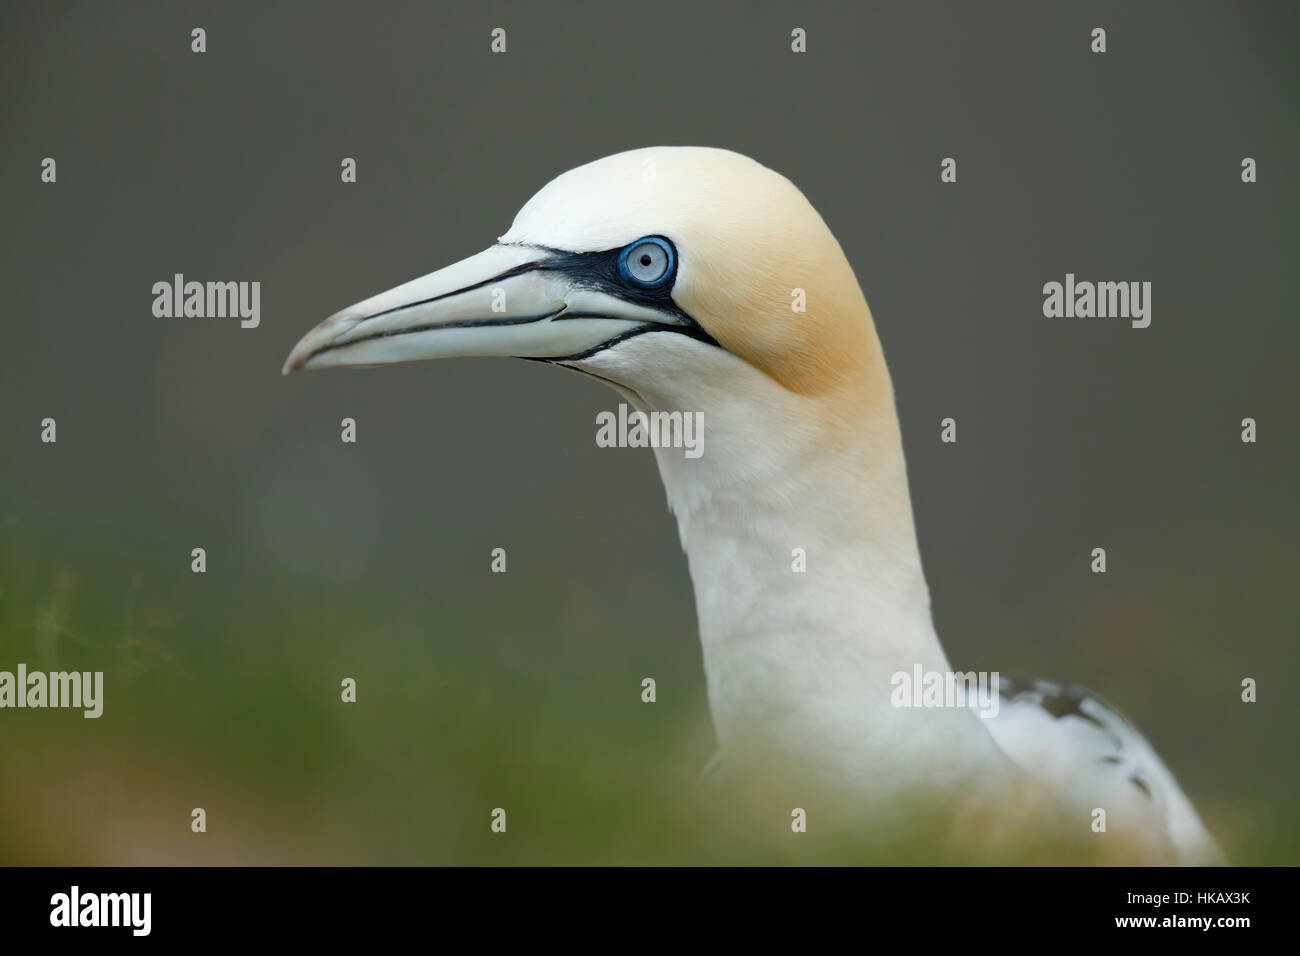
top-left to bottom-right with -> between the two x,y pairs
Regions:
281,147 -> 932,787
283,147 -> 888,415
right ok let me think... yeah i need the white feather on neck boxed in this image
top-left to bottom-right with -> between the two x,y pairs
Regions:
573,334 -> 1009,801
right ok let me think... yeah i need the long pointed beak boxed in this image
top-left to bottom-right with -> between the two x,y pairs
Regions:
282,244 -> 690,375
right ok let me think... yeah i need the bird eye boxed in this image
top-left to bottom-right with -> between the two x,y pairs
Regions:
618,237 -> 674,287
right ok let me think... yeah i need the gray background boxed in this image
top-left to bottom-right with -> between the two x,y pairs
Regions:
1,1 -> 1296,863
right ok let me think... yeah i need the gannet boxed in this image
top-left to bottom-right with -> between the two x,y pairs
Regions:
283,147 -> 1224,864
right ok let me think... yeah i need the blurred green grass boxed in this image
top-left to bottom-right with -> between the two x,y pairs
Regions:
0,514 -> 1293,865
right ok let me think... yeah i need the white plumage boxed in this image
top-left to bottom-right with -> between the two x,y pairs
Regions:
989,678 -> 1224,863
285,146 -> 1224,864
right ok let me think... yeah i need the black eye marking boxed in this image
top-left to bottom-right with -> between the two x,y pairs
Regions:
518,238 -> 708,334
498,237 -> 720,360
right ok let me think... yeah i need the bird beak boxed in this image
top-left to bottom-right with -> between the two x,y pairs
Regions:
282,243 -> 692,375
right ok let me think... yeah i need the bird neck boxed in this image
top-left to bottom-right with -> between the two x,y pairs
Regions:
629,344 -> 1004,796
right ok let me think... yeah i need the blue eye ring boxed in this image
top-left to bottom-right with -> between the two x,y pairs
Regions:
618,236 -> 675,288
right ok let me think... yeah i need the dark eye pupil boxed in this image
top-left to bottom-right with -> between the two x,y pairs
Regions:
640,255 -> 652,266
